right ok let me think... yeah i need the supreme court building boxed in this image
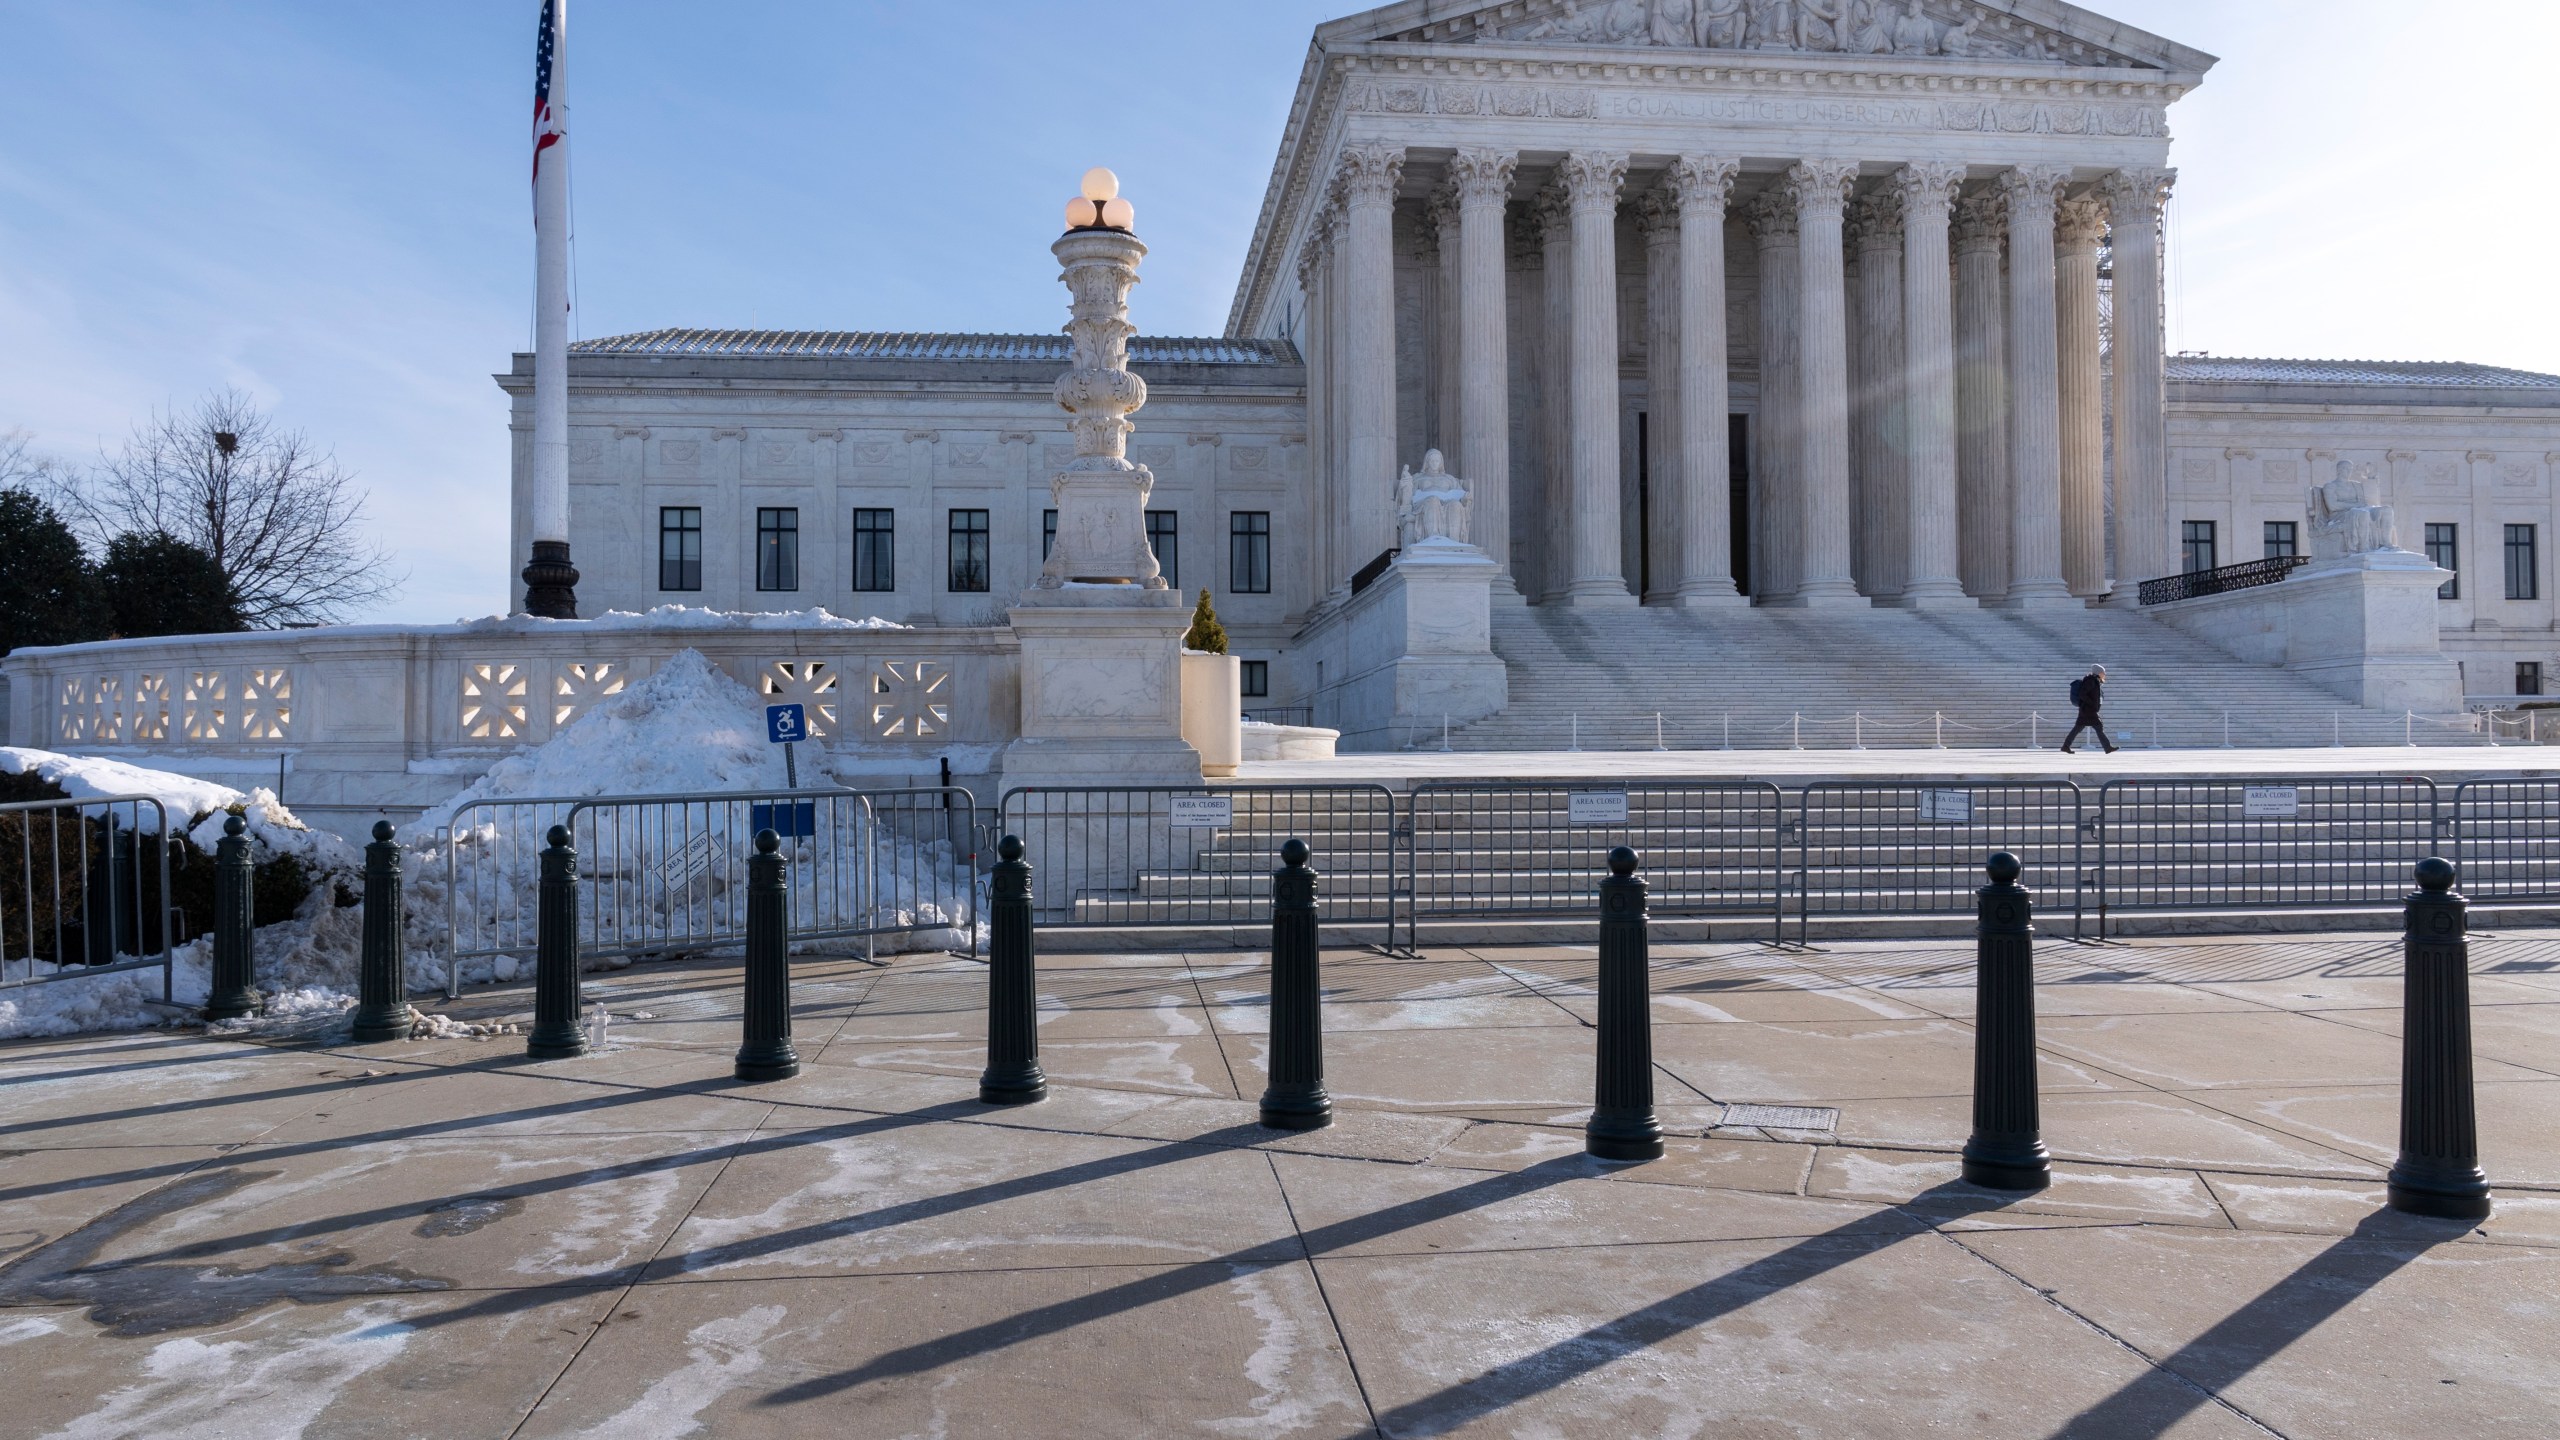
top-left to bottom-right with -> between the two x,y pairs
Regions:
508,0 -> 2560,722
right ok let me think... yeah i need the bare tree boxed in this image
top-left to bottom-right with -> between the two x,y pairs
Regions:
52,390 -> 403,627
0,428 -> 64,491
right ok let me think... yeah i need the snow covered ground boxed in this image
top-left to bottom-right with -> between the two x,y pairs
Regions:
0,646 -> 983,1042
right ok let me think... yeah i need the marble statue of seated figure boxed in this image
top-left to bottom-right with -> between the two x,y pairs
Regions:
1395,449 -> 1475,549
2305,460 -> 2401,562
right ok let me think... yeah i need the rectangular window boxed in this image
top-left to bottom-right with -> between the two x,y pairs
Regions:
1042,508 -> 1057,561
2518,662 -> 2544,697
1240,660 -> 1268,699
2426,522 -> 2459,599
2181,520 -> 2216,574
2508,524 -> 2538,601
1146,510 -> 1178,588
2262,521 -> 2297,559
851,508 -> 894,592
1229,511 -> 1271,594
658,507 -> 701,592
756,507 -> 798,592
947,508 -> 990,592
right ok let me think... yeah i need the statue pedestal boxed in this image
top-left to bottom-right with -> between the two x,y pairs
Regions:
1297,540 -> 1507,751
2150,548 -> 2464,714
1000,589 -> 1203,793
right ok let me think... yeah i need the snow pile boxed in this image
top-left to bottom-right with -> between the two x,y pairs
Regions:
0,747 -> 242,826
426,649 -> 821,825
428,648 -> 981,985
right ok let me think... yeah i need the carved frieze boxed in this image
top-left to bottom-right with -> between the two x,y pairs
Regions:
1437,0 -> 2141,68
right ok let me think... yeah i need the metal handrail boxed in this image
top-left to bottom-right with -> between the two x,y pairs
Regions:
2137,553 -> 2308,605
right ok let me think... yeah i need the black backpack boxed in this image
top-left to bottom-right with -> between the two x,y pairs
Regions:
2068,676 -> 2089,708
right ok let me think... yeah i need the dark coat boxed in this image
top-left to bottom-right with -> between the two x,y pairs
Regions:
2073,673 -> 2105,716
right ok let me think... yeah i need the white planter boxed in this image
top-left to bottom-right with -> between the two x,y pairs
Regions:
1178,650 -> 1243,777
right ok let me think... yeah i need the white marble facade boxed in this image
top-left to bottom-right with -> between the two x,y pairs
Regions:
502,0 -> 2560,713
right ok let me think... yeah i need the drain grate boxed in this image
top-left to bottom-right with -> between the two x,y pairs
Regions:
1718,1103 -> 1839,1132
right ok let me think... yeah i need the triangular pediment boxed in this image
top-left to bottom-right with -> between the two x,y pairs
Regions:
1322,0 -> 2213,74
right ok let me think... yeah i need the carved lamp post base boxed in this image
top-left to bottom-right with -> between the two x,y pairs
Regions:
522,540 -> 580,620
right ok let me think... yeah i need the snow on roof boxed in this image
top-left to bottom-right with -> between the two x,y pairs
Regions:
2166,356 -> 2560,388
572,329 -> 1300,367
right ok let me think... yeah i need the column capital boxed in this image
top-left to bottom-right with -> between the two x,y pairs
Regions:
1532,179 -> 1575,241
2098,166 -> 2177,217
1558,151 -> 1629,213
1425,180 -> 1462,240
1849,188 -> 1904,255
1635,185 -> 1682,245
1331,142 -> 1405,208
1892,161 -> 1967,218
2055,195 -> 2110,252
1951,188 -> 2008,255
1447,148 -> 1517,207
1746,187 -> 1799,247
1995,165 -> 2071,220
1785,158 -> 1861,218
1666,155 -> 1741,214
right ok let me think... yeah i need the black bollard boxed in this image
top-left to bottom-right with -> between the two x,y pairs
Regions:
203,815 -> 260,1020
1259,838 -> 1332,1130
2387,858 -> 2492,1220
1962,851 -> 2052,1191
349,821 -> 417,1042
525,824 -> 588,1060
978,834 -> 1045,1104
735,829 -> 801,1082
1587,846 -> 1664,1162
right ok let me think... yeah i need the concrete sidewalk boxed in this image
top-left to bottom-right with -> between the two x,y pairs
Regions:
4,930 -> 2557,1436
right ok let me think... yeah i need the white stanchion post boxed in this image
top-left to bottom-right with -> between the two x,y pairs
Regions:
1933,712 -> 1946,750
1792,714 -> 1803,751
1441,713 -> 1452,753
1568,714 -> 1581,753
1853,713 -> 1865,751
1653,713 -> 1667,752
2222,711 -> 2232,749
1720,713 -> 1732,751
2332,711 -> 2343,748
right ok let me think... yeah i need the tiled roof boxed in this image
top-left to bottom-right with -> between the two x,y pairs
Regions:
2166,355 -> 2560,388
570,329 -> 1299,366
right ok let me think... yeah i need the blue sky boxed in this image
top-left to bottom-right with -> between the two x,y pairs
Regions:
4,1 -> 2553,623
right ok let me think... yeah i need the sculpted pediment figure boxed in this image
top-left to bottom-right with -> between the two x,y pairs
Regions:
1407,0 -> 2167,68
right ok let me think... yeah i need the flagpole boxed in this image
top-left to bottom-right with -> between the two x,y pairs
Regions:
523,0 -> 579,617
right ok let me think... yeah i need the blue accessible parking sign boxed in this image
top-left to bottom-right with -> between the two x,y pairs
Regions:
765,703 -> 807,744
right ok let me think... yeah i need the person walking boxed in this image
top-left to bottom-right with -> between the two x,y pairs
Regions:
2062,665 -> 2117,754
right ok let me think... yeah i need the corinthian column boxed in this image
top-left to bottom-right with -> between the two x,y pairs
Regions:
1850,187 -> 1907,600
1784,160 -> 1862,607
2055,193 -> 2111,600
1560,150 -> 1635,606
1998,165 -> 2074,608
1297,225 -> 1333,607
1428,183 -> 1462,455
1952,187 -> 2010,601
1668,156 -> 1744,606
1893,163 -> 1968,606
1638,187 -> 1682,603
1449,148 -> 1517,592
1748,190 -> 1801,601
1336,142 -> 1405,576
2101,167 -> 2176,601
1535,181 -> 1575,602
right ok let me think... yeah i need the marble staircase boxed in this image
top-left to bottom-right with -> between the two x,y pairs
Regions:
1413,603 -> 2481,752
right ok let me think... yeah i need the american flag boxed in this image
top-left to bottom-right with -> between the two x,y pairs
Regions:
531,0 -> 564,188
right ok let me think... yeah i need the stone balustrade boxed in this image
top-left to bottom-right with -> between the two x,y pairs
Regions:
2,615 -> 1022,829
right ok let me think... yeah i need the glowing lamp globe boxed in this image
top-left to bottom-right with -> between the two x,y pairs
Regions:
1065,196 -> 1101,230
1100,197 -> 1135,231
1080,167 -> 1120,203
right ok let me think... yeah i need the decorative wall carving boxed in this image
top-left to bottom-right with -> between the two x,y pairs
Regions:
64,667 -> 300,745
1477,0 -> 2133,67
759,660 -> 839,737
867,660 -> 951,741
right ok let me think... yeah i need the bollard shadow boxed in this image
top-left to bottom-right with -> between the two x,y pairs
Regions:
1359,1180 -> 2016,1437
756,1155 -> 1599,1408
2045,1210 -> 2471,1439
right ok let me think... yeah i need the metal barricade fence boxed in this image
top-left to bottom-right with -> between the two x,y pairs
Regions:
998,784 -> 1402,934
1793,781 -> 2085,943
443,788 -> 982,989
1404,781 -> 1784,946
2449,779 -> 2560,907
0,794 -> 175,999
441,795 -> 585,997
2093,776 -> 2442,934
